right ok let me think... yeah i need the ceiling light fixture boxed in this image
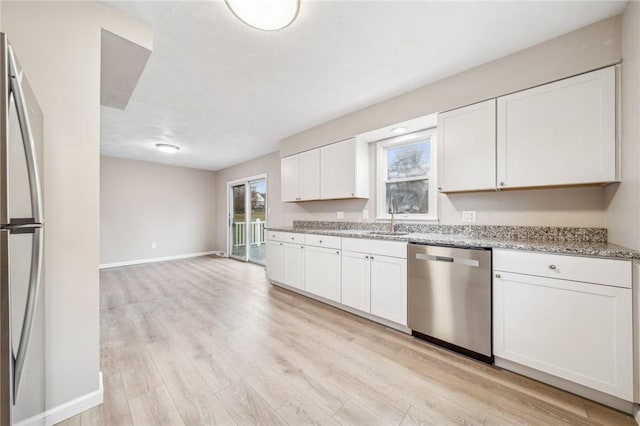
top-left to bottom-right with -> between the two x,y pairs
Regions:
391,127 -> 408,134
225,0 -> 300,31
155,143 -> 180,153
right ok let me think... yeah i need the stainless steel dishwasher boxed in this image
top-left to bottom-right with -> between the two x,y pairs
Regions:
408,243 -> 493,363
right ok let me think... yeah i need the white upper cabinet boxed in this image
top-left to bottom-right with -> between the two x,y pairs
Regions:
298,149 -> 321,200
281,155 -> 300,202
281,138 -> 368,202
320,138 -> 369,200
497,66 -> 618,189
438,99 -> 497,192
281,149 -> 321,202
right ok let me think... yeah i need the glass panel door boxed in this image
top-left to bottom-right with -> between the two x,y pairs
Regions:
248,179 -> 267,264
228,176 -> 268,265
230,184 -> 247,260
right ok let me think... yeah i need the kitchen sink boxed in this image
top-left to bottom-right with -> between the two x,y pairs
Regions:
366,231 -> 409,236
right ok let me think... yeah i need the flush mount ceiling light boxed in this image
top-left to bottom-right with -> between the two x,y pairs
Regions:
155,143 -> 180,153
225,0 -> 300,31
391,127 -> 408,134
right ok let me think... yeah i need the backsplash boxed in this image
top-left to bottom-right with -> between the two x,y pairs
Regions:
291,220 -> 607,243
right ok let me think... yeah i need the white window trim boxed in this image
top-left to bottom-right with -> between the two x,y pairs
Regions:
376,128 -> 438,222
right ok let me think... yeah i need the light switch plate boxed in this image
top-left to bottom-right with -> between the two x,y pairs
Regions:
362,210 -> 369,220
461,211 -> 476,223
337,211 -> 344,219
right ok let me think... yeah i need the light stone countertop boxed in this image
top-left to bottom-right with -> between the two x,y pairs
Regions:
267,226 -> 640,260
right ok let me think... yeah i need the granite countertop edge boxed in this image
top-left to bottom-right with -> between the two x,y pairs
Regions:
266,226 -> 640,260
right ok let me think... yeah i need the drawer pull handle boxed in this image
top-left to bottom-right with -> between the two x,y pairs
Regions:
319,240 -> 323,243
300,246 -> 304,249
370,256 -> 375,260
495,273 -> 501,278
336,251 -> 340,255
549,265 -> 557,270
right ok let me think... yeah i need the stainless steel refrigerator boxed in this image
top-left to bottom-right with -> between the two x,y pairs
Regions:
0,33 -> 46,425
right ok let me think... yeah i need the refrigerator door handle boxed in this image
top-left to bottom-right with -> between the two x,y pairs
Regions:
12,226 -> 43,402
7,43 -> 43,224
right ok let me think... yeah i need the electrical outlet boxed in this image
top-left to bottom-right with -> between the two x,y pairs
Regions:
337,211 -> 344,219
362,210 -> 369,220
461,211 -> 476,223
151,242 -> 157,249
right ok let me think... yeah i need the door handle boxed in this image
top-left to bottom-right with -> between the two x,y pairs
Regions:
415,253 -> 480,267
0,220 -> 42,234
13,226 -> 44,402
8,44 -> 43,224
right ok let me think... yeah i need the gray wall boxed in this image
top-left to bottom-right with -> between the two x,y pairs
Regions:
280,16 -> 621,157
100,156 -> 217,265
2,0 -> 152,413
605,3 -> 640,251
214,16 -> 622,253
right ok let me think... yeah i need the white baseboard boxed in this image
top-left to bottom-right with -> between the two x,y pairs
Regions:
16,372 -> 103,426
99,251 -> 216,269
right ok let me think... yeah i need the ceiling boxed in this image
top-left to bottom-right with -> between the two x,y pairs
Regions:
101,0 -> 627,171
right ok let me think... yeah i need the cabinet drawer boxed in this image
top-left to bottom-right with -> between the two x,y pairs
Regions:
304,234 -> 341,249
494,249 -> 631,289
266,231 -> 283,242
342,238 -> 407,258
282,233 -> 305,244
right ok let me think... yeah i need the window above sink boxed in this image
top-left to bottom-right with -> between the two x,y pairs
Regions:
376,127 -> 438,222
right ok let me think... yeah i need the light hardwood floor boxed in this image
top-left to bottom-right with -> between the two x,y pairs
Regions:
59,256 -> 635,426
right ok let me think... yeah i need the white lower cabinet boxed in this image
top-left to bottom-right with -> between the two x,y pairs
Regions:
283,242 -> 305,290
266,240 -> 284,283
268,233 -> 408,329
370,255 -> 407,325
341,238 -> 408,326
305,245 -> 342,302
493,250 -> 633,401
341,251 -> 371,312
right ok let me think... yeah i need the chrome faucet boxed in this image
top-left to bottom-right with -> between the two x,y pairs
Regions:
389,197 -> 396,233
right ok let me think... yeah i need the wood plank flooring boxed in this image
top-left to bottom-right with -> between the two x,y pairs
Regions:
58,256 -> 636,426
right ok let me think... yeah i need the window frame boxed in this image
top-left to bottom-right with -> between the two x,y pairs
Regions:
376,128 -> 438,222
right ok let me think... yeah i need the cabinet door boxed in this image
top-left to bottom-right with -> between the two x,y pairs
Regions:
298,149 -> 321,200
320,138 -> 356,199
370,255 -> 407,325
283,243 -> 305,290
266,240 -> 284,283
305,246 -> 341,302
281,155 -> 299,202
438,99 -> 496,192
497,66 -> 616,188
493,271 -> 633,400
341,251 -> 370,312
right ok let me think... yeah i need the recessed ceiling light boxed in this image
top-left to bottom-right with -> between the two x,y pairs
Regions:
225,0 -> 300,31
155,143 -> 180,153
391,127 -> 408,134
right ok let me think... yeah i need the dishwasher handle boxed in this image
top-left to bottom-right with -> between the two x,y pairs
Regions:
415,252 -> 480,267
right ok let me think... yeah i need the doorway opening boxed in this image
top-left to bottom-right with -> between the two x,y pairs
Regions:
228,174 -> 267,264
